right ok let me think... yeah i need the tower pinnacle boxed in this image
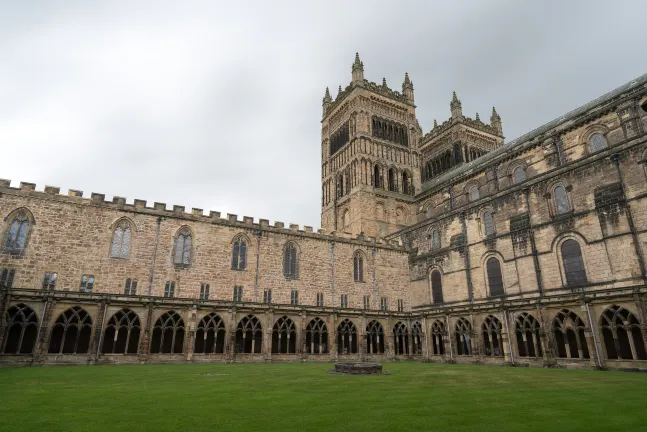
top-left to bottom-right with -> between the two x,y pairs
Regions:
450,91 -> 463,120
351,52 -> 364,85
402,72 -> 414,104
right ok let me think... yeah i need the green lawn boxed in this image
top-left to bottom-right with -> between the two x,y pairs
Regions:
1,362 -> 646,432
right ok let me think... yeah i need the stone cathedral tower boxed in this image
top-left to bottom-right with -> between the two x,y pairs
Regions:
320,53 -> 422,239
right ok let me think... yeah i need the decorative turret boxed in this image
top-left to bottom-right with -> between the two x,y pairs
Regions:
351,52 -> 364,85
490,106 -> 503,135
475,112 -> 480,122
382,77 -> 388,88
433,119 -> 438,128
450,91 -> 463,120
402,72 -> 414,104
322,87 -> 332,116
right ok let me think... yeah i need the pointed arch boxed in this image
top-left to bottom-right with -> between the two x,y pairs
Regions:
194,313 -> 226,354
430,269 -> 443,304
306,317 -> 328,354
393,321 -> 409,355
235,315 -> 262,354
482,315 -> 503,356
337,318 -> 358,354
283,241 -> 299,278
411,321 -> 423,355
2,303 -> 38,354
600,305 -> 647,360
173,226 -> 193,267
431,320 -> 445,355
3,207 -> 35,251
515,312 -> 542,358
150,311 -> 184,354
110,217 -> 135,259
353,250 -> 365,282
272,316 -> 296,354
552,309 -> 590,360
455,317 -> 472,356
101,309 -> 141,354
366,320 -> 385,354
231,233 -> 249,271
48,306 -> 93,354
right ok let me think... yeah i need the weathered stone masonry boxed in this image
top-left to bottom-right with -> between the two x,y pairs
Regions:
1,54 -> 647,370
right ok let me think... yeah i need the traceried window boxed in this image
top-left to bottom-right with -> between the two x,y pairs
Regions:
1,268 -> 15,288
411,321 -> 423,355
486,258 -> 504,296
469,186 -> 480,202
482,315 -> 503,356
173,227 -> 192,266
431,320 -> 445,355
353,252 -> 364,282
513,166 -> 526,184
235,315 -> 262,353
110,220 -> 132,258
316,292 -> 323,307
5,212 -> 30,250
366,320 -> 385,354
588,133 -> 607,152
164,281 -> 175,298
48,306 -> 92,354
337,319 -> 358,354
2,303 -> 38,354
42,272 -> 57,291
515,313 -> 543,358
101,309 -> 140,354
283,242 -> 298,278
431,270 -> 443,304
272,316 -> 296,354
79,275 -> 95,293
150,311 -> 184,354
264,289 -> 272,304
194,313 -> 225,354
554,185 -> 570,215
290,290 -> 299,305
363,295 -> 370,310
306,317 -> 328,354
600,305 -> 647,360
432,230 -> 441,249
393,322 -> 409,355
561,239 -> 587,286
199,283 -> 210,300
233,285 -> 243,302
455,317 -> 472,356
124,278 -> 137,295
483,211 -> 494,237
231,236 -> 247,270
553,309 -> 589,360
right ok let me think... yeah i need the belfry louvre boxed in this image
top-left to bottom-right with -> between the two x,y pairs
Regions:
2,54 -> 647,370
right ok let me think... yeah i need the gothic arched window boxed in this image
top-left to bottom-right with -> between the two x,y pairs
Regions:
483,211 -> 494,237
231,236 -> 247,270
272,316 -> 296,354
101,309 -> 141,354
561,239 -> 587,286
366,320 -> 385,354
455,317 -> 472,356
388,168 -> 396,192
5,211 -> 30,250
600,305 -> 647,360
553,309 -> 589,360
110,219 -> 132,259
431,270 -> 443,304
411,321 -> 423,355
515,312 -> 542,358
513,166 -> 526,184
173,227 -> 192,266
588,133 -> 608,152
554,185 -> 570,215
374,165 -> 381,189
431,320 -> 445,355
306,317 -> 328,354
402,171 -> 410,194
486,257 -> 504,296
283,242 -> 298,279
48,306 -> 93,354
2,304 -> 38,354
194,313 -> 225,354
482,315 -> 503,356
337,319 -> 358,354
393,322 -> 409,355
235,315 -> 262,354
353,251 -> 364,282
469,186 -> 480,202
431,230 -> 440,249
150,311 -> 184,354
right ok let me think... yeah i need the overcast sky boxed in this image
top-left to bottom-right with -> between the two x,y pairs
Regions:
1,1 -> 646,229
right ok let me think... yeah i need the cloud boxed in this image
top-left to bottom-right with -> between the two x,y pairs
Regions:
0,0 -> 645,228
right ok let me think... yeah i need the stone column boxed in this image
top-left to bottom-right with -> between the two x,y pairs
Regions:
633,295 -> 647,357
228,309 -> 237,361
501,312 -> 512,364
299,312 -> 306,360
33,295 -> 56,363
89,299 -> 108,363
329,313 -> 337,362
263,310 -> 273,360
580,304 -> 601,368
185,306 -> 198,361
138,303 -> 155,359
0,289 -> 11,351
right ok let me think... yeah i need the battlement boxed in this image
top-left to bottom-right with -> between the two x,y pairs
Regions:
0,179 -> 405,251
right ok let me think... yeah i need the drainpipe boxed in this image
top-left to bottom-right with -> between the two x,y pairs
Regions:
585,302 -> 602,368
446,315 -> 453,361
424,316 -> 429,359
148,217 -> 162,296
330,241 -> 335,300
460,213 -> 473,302
96,300 -> 108,358
503,310 -> 514,365
372,247 -> 377,309
524,188 -> 543,294
254,230 -> 262,302
610,153 -> 647,283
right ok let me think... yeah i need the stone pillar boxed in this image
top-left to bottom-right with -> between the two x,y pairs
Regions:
329,313 -> 337,362
535,305 -> 552,363
633,295 -> 647,357
185,306 -> 198,361
263,310 -> 273,360
228,309 -> 237,361
0,289 -> 11,351
580,304 -> 601,368
138,303 -> 155,359
33,296 -> 56,363
89,299 -> 108,363
501,312 -> 512,364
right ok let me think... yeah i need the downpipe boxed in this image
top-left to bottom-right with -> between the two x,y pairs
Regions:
503,310 -> 515,365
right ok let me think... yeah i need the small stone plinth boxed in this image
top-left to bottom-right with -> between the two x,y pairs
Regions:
328,362 -> 389,375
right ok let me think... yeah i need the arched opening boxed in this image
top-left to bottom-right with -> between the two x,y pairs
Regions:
561,239 -> 587,287
411,321 -> 423,355
235,315 -> 262,354
272,316 -> 296,354
2,304 -> 38,354
231,236 -> 247,270
337,319 -> 358,354
431,270 -> 443,304
101,309 -> 140,354
366,320 -> 385,354
48,306 -> 92,354
455,318 -> 472,356
402,171 -> 409,194
482,315 -> 503,356
306,318 -> 328,354
393,322 -> 409,355
486,257 -> 504,296
515,312 -> 542,358
388,168 -> 396,192
150,311 -> 184,354
600,305 -> 647,360
373,165 -> 381,188
431,320 -> 445,355
554,185 -> 570,215
552,309 -> 590,360
194,313 -> 225,354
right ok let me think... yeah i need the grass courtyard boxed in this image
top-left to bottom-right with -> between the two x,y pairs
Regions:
1,362 -> 646,432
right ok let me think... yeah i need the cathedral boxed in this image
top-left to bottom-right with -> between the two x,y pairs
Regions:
1,54 -> 647,370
